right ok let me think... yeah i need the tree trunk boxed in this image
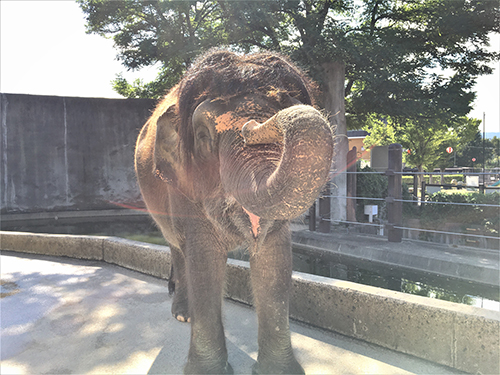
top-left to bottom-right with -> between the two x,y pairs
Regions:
322,61 -> 347,223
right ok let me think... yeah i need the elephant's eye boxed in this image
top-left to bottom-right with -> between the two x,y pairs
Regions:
196,129 -> 209,140
194,125 -> 214,158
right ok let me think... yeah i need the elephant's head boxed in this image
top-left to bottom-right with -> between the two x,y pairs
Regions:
152,50 -> 334,221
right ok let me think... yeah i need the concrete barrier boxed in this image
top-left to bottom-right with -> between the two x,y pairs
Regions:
2,230 -> 498,374
1,94 -> 156,214
292,230 -> 499,287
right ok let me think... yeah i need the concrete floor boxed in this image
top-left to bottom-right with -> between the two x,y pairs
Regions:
1,252 -> 464,375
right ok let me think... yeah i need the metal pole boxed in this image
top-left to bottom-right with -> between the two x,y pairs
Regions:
483,112 -> 485,180
421,180 -> 426,207
318,182 -> 331,233
413,173 -> 418,202
386,143 -> 402,242
309,202 -> 316,232
497,138 -> 499,170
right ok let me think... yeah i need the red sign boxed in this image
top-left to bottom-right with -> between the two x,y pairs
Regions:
446,147 -> 453,154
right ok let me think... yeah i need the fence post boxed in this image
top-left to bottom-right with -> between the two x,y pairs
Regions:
386,143 -> 402,242
318,182 -> 331,233
421,180 -> 426,207
308,202 -> 316,231
413,173 -> 418,202
346,146 -> 357,222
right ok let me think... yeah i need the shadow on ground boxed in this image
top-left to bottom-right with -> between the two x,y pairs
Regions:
1,252 -> 462,374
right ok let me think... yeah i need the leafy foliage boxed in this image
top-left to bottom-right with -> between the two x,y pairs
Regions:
421,191 -> 499,235
363,115 -> 479,172
455,132 -> 498,169
487,136 -> 500,169
78,0 -> 500,119
402,175 -> 465,185
355,165 -> 388,221
346,0 -> 499,122
78,0 -> 231,98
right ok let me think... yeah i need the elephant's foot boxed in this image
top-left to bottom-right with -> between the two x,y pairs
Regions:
174,312 -> 190,323
171,292 -> 190,323
252,357 -> 304,375
184,360 -> 233,374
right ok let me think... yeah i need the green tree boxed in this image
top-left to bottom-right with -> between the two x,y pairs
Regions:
210,0 -> 499,219
78,0 -> 499,120
363,115 -> 479,186
456,131 -> 497,170
487,136 -> 500,169
401,117 -> 479,172
78,0 -> 230,97
78,0 -> 499,220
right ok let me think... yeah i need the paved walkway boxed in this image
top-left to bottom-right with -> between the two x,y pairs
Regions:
1,252 -> 463,375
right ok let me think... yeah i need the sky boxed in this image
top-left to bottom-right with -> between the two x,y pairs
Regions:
1,0 -> 499,133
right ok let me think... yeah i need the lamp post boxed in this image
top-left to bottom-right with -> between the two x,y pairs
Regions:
482,112 -> 485,180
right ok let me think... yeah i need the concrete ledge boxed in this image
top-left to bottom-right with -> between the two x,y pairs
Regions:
289,273 -> 499,375
292,230 -> 499,287
2,231 -> 498,374
104,237 -> 171,280
0,231 -> 105,260
1,209 -> 149,223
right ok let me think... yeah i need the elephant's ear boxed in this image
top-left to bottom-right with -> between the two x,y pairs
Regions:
153,105 -> 181,185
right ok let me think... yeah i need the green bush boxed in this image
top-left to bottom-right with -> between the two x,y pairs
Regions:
442,174 -> 464,184
421,191 -> 499,234
402,176 -> 414,185
402,183 -> 419,217
402,174 -> 464,186
356,165 -> 388,221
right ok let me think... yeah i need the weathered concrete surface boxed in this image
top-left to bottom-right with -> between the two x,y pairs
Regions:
2,231 -> 499,374
1,209 -> 150,226
0,93 -> 156,213
288,273 -> 499,375
292,229 -> 500,287
104,236 -> 171,280
0,208 -> 154,235
0,230 -> 105,260
2,252 -> 463,375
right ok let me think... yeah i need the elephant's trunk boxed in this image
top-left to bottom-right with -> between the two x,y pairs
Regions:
220,105 -> 334,220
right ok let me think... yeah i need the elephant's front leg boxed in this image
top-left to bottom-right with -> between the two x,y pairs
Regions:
249,223 -> 304,375
184,221 -> 233,375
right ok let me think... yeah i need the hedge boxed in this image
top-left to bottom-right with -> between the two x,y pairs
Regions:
401,174 -> 465,185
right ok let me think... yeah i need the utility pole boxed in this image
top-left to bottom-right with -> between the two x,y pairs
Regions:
482,112 -> 485,178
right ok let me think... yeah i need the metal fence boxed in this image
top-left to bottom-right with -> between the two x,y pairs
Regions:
308,144 -> 500,249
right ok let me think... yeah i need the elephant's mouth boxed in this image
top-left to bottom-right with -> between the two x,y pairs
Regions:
243,207 -> 261,238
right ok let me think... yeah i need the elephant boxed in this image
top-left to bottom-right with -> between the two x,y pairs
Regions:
135,49 -> 334,374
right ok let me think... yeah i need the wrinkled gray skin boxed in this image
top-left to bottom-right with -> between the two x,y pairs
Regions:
135,89 -> 334,374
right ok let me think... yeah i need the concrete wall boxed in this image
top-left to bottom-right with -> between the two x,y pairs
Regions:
1,93 -> 156,213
